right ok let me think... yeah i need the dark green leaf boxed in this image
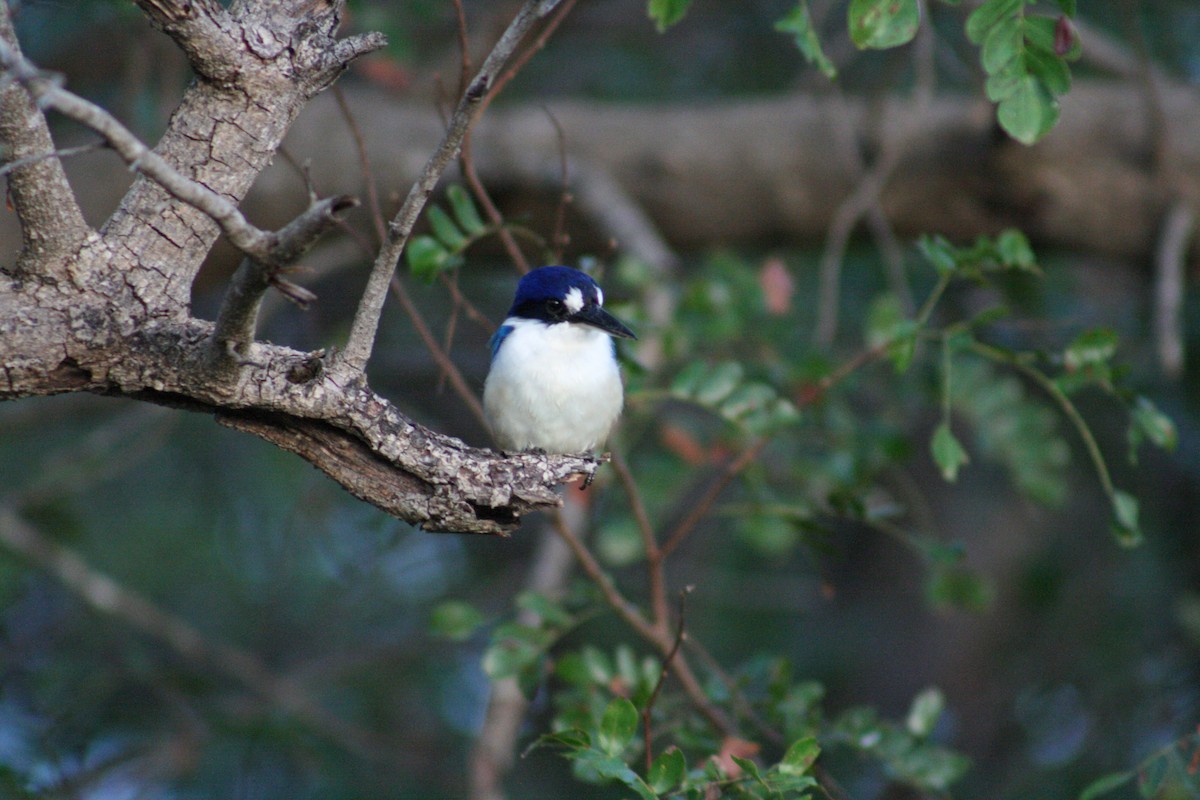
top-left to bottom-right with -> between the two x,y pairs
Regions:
1052,0 -> 1076,16
931,422 -> 970,482
446,184 -> 486,235
648,0 -> 693,32
848,0 -> 921,49
775,2 -> 837,78
597,697 -> 639,757
428,600 -> 485,641
648,748 -> 686,793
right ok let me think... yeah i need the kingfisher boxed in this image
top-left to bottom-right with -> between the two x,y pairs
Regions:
484,266 -> 636,454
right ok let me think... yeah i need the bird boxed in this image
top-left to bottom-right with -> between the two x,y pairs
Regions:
484,266 -> 636,455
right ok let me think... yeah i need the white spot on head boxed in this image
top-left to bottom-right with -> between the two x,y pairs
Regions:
564,286 -> 584,314
596,287 -> 604,307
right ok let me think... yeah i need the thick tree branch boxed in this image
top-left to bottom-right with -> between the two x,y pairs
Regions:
338,0 -> 565,374
0,41 -> 278,261
0,7 -> 89,278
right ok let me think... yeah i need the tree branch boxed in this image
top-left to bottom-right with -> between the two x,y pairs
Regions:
0,37 -> 277,261
337,0 -> 566,375
0,6 -> 89,278
210,194 -> 358,366
0,503 -> 395,761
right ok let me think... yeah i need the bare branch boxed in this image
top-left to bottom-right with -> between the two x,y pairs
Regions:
131,0 -> 239,82
210,194 -> 358,365
338,0 -> 567,375
1154,202 -> 1193,378
0,503 -> 394,761
0,38 -> 276,260
0,6 -> 89,278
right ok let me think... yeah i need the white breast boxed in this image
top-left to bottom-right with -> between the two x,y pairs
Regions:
483,317 -> 624,454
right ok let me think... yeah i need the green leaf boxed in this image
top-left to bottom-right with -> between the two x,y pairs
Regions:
985,59 -> 1025,102
1064,328 -> 1118,372
719,382 -> 777,422
931,422 -> 970,482
997,75 -> 1060,144
428,205 -> 467,249
694,362 -> 745,406
981,16 -> 1022,73
1111,490 -> 1142,547
482,623 -> 553,679
1079,771 -> 1135,800
1130,396 -> 1177,452
515,591 -> 573,627
648,748 -> 686,794
995,228 -> 1037,270
778,736 -> 821,776
775,2 -> 837,78
446,184 -> 486,235
906,687 -> 945,737
597,697 -> 639,757
866,293 -> 919,373
428,600 -> 485,641
647,0 -> 693,32
965,0 -> 1022,45
669,360 -> 709,399
572,750 -> 657,800
917,234 -> 959,275
1024,40 -> 1071,95
848,0 -> 921,49
1053,0 -> 1076,16
405,235 -> 451,282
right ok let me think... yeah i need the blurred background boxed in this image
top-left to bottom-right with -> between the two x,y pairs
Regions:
2,0 -> 1200,798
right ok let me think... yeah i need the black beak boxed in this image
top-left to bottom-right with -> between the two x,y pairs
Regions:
573,304 -> 637,340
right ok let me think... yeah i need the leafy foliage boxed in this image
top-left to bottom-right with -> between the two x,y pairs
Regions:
406,185 -> 495,282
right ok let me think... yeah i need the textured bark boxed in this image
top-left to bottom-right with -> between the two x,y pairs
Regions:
0,1 -> 595,535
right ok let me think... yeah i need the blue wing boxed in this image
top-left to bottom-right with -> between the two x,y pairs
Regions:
488,324 -> 514,360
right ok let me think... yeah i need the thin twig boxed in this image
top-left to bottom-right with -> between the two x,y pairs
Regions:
389,273 -> 489,430
610,449 -> 668,632
338,0 -> 567,375
550,505 -> 658,643
643,587 -> 691,774
544,106 -> 573,262
333,84 -> 387,246
0,138 -> 104,177
659,438 -> 769,560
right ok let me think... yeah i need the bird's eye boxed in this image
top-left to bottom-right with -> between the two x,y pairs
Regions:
545,298 -> 566,316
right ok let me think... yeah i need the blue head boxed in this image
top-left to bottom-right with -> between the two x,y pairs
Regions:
491,266 -> 635,356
